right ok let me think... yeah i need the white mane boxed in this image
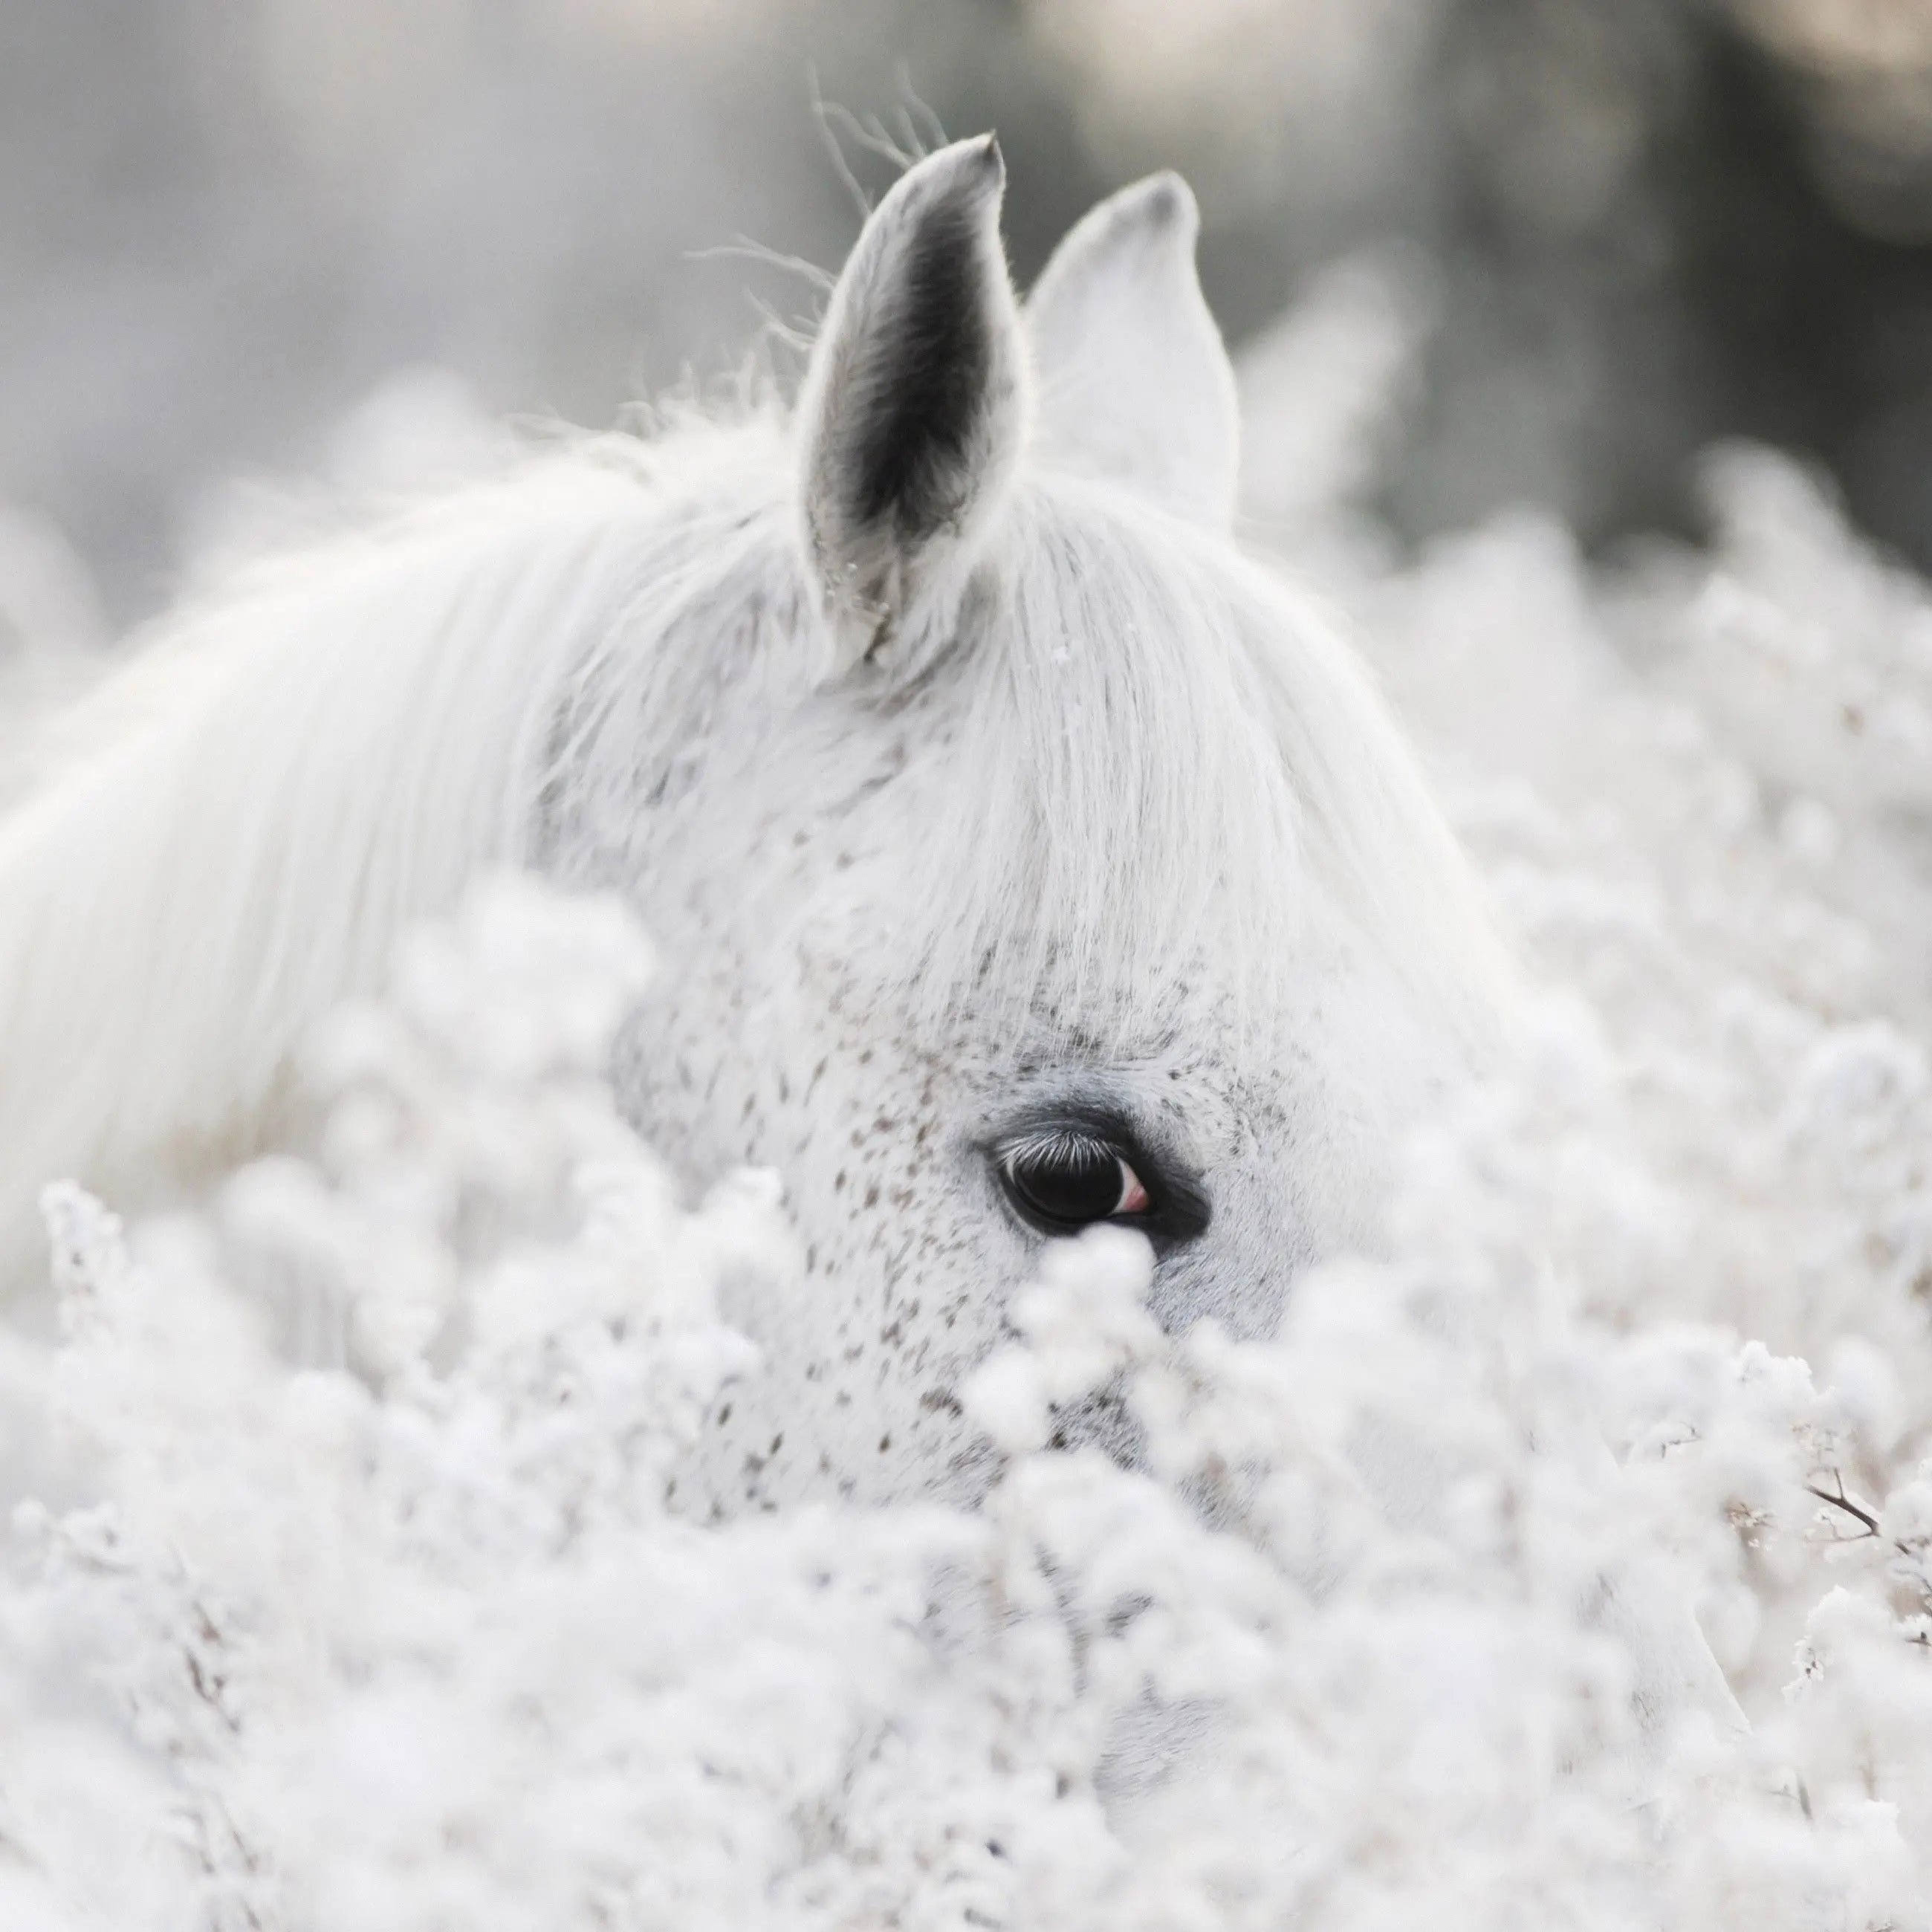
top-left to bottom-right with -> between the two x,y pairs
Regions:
0,440 -> 677,1269
903,473 -> 1511,1048
540,435 -> 1512,1057
0,391 -> 1506,1284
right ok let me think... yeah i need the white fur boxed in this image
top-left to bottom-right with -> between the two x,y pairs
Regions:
0,145 -> 1514,1520
0,454 -> 662,1271
1028,172 -> 1240,526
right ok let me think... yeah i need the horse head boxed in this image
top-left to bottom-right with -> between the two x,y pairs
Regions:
533,138 -> 1513,1511
0,140 -> 1508,1511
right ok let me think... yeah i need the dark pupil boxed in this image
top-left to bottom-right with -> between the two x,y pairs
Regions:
1008,1133 -> 1122,1225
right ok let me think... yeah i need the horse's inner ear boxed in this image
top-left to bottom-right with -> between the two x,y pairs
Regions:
1027,173 -> 1239,528
797,134 -> 1028,676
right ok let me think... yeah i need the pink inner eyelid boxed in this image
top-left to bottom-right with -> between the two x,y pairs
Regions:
1115,1158 -> 1151,1216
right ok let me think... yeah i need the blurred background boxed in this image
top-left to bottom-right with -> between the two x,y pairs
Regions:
3,0 -> 1931,638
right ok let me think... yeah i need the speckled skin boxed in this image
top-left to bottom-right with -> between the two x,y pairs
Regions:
538,144 -> 1471,1517
554,606 -> 1430,1516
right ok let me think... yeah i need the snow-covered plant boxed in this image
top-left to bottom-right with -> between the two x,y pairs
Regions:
0,867 -> 1926,1928
4,243 -> 1932,1928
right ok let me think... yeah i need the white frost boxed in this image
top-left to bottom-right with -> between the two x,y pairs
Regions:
2,322 -> 1932,1922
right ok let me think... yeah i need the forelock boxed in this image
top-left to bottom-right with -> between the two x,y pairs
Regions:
885,476 -> 1511,1056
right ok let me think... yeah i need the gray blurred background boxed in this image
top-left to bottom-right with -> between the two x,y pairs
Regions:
4,0 -> 1931,633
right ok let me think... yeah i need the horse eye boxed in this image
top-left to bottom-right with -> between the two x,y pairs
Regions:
996,1128 -> 1153,1234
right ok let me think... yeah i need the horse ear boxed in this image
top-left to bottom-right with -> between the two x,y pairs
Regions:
1027,173 -> 1239,528
797,134 -> 1028,675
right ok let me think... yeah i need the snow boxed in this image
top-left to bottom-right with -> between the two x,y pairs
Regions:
4,288 -> 1932,1924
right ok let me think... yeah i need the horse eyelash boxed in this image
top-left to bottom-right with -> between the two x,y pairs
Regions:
999,1126 -> 1117,1173
1014,1116 -> 1215,1246
990,1118 -> 1213,1245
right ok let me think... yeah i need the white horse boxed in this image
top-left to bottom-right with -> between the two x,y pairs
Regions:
0,138 -> 1511,1509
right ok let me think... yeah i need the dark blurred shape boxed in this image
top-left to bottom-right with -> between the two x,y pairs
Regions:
5,0 -> 1932,624
1729,0 -> 1932,243
1373,0 -> 1932,569
1057,0 -> 1932,572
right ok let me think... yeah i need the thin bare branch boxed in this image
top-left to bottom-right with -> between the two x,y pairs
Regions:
1806,1474 -> 1882,1540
